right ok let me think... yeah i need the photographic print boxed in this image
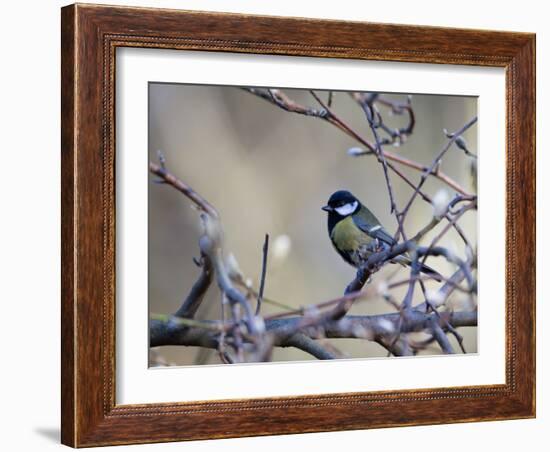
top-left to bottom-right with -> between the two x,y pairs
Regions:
61,5 -> 535,445
148,84 -> 478,366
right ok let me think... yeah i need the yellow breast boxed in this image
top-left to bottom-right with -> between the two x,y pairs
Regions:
331,216 -> 373,252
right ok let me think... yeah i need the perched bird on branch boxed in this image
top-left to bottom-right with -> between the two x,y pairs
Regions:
322,190 -> 441,279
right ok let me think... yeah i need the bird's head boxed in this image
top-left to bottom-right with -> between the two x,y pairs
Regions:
322,190 -> 360,218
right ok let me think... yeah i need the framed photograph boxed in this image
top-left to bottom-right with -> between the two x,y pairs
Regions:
61,3 -> 535,447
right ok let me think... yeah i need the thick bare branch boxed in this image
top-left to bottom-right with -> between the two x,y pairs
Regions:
173,254 -> 213,318
283,333 -> 337,360
150,310 -> 477,357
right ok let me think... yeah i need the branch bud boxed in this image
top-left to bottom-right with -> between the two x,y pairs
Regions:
347,146 -> 365,156
425,289 -> 446,307
271,234 -> 292,264
432,189 -> 451,219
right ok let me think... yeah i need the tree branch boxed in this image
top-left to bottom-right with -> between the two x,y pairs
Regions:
150,310 -> 477,357
283,333 -> 337,360
150,154 -> 261,343
150,160 -> 218,219
173,254 -> 213,318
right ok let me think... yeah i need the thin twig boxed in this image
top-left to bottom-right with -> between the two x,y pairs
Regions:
244,87 -> 472,195
349,92 -> 398,216
399,116 -> 478,223
150,162 -> 218,219
256,234 -> 269,316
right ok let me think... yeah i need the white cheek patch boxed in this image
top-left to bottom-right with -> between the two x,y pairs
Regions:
335,201 -> 358,216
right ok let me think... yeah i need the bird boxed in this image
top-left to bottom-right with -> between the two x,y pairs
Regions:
321,190 -> 442,280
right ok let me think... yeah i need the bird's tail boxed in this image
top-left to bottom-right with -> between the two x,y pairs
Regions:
393,255 -> 443,282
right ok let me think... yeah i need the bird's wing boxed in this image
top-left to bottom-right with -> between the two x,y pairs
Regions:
352,209 -> 396,247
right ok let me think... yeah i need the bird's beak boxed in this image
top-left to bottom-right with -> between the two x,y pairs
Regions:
321,205 -> 333,212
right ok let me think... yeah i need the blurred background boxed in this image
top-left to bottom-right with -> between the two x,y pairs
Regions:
148,83 -> 477,366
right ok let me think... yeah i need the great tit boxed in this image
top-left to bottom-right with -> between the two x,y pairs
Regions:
322,190 -> 441,279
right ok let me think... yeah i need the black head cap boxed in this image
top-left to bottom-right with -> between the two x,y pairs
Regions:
327,190 -> 357,206
322,190 -> 360,213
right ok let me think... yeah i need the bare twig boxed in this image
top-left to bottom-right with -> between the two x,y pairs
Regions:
256,234 -> 269,316
284,333 -> 337,360
173,254 -> 213,318
398,116 -> 478,223
444,128 -> 477,158
349,92 -> 398,216
150,161 -> 218,219
244,88 -> 471,195
430,316 -> 455,354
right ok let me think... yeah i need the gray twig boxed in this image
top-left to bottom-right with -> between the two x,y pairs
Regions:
256,234 -> 269,316
173,254 -> 213,318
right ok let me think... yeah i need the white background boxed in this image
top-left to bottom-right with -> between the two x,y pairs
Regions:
0,1 -> 545,451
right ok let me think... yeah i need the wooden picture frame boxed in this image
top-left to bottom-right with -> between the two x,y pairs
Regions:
61,3 -> 535,447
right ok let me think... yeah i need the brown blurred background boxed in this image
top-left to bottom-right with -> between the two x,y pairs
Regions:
148,84 -> 477,366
